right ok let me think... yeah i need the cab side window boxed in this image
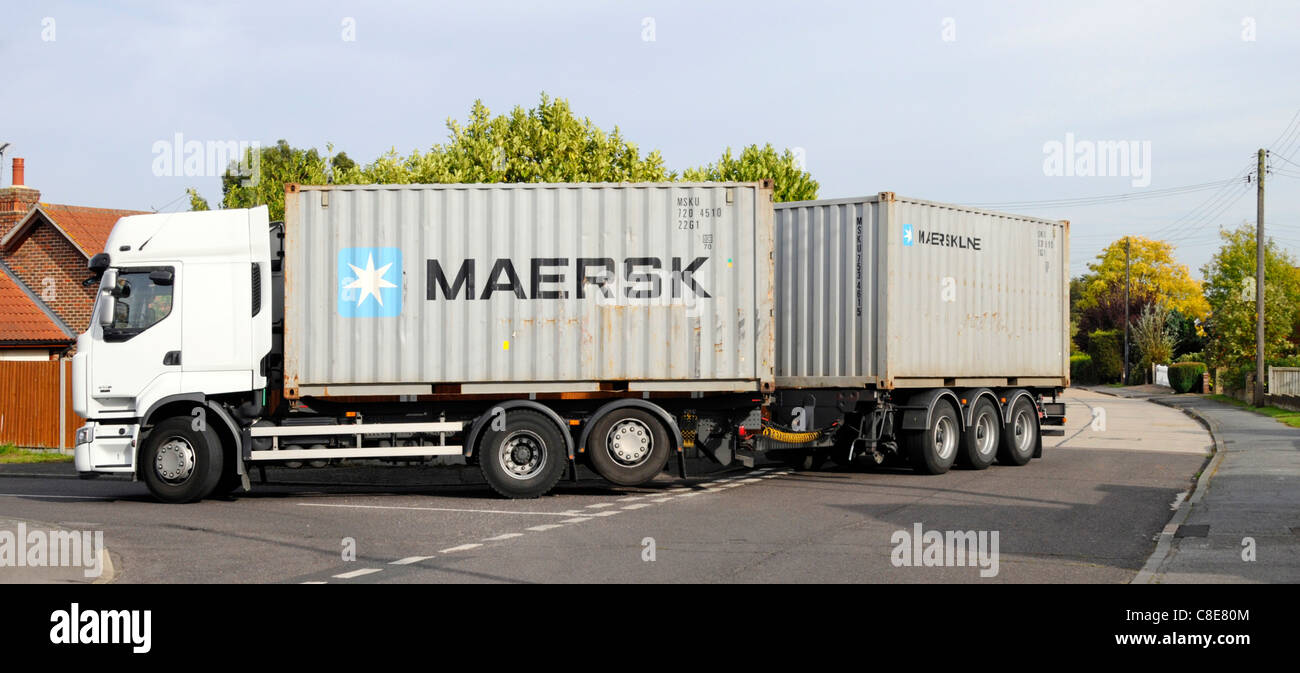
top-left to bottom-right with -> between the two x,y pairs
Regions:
105,268 -> 173,340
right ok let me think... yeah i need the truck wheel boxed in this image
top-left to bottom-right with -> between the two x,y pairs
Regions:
140,416 -> 224,503
478,410 -> 567,498
585,409 -> 672,486
905,401 -> 959,475
998,396 -> 1038,466
959,398 -> 1000,470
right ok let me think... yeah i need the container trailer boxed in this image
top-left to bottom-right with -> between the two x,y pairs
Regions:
761,192 -> 1069,472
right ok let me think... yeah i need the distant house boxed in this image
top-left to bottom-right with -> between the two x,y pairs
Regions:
0,158 -> 148,336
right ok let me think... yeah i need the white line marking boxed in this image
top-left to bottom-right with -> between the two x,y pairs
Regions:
440,543 -> 482,553
650,498 -> 673,503
333,568 -> 382,579
676,492 -> 700,497
622,503 -> 651,510
560,517 -> 592,524
297,503 -> 580,516
483,533 -> 524,542
592,510 -> 621,517
616,496 -> 644,502
0,493 -> 106,499
301,581 -> 327,584
527,524 -> 565,532
738,478 -> 762,483
390,556 -> 434,565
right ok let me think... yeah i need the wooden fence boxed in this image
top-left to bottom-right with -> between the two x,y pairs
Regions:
0,360 -> 79,449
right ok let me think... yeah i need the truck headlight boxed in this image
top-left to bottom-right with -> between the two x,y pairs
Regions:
75,425 -> 94,446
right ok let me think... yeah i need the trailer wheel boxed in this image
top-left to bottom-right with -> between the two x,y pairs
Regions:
959,398 -> 1000,470
905,400 -> 959,475
585,408 -> 672,486
140,416 -> 224,503
478,410 -> 566,498
998,396 -> 1038,466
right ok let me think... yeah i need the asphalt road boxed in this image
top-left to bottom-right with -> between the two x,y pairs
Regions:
0,390 -> 1212,583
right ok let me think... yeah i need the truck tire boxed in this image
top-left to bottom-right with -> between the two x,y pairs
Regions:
478,410 -> 567,498
585,408 -> 672,486
905,400 -> 959,475
959,398 -> 1000,470
140,416 -> 224,503
998,396 -> 1038,466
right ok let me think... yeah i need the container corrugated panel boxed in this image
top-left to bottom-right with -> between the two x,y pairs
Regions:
775,193 -> 1068,389
283,183 -> 775,394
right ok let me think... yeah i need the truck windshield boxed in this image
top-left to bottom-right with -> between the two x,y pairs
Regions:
104,268 -> 173,340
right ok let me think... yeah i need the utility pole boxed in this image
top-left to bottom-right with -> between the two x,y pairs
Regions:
1255,149 -> 1267,406
1124,236 -> 1131,386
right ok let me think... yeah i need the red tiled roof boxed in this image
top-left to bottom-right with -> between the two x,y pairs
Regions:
37,203 -> 150,257
0,270 -> 74,344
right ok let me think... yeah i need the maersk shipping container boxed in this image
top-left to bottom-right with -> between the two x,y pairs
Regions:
282,182 -> 776,397
774,193 -> 1069,389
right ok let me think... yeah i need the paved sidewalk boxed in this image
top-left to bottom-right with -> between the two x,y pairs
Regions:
1087,386 -> 1300,583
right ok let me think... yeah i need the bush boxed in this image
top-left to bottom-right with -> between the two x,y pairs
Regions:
1070,353 -> 1095,384
1169,362 -> 1207,393
1176,351 -> 1203,363
1087,329 -> 1124,383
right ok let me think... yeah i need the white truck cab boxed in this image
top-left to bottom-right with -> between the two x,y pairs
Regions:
73,207 -> 272,486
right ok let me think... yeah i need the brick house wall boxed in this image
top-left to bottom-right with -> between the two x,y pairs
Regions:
4,225 -> 96,333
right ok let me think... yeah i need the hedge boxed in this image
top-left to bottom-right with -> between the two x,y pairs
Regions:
1086,329 -> 1124,383
1070,353 -> 1095,384
1169,362 -> 1206,394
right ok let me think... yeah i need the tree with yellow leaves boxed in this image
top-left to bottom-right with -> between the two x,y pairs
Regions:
1077,236 -> 1209,322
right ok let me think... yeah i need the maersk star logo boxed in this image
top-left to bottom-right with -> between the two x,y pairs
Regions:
338,247 -> 402,318
902,223 -> 914,247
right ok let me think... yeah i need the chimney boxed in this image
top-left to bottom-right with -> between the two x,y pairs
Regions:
0,158 -> 41,244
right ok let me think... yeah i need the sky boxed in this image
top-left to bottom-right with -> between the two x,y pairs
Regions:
3,0 -> 1299,280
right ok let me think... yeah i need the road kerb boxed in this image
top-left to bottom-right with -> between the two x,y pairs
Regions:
1132,398 -> 1225,584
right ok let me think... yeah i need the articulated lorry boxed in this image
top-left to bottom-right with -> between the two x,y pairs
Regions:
73,182 -> 776,501
72,183 -> 1068,503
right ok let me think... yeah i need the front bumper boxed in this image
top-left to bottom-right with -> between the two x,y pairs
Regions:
74,421 -> 138,475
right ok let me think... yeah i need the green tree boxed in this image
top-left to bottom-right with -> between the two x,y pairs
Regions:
1201,223 -> 1300,369
222,94 -> 820,217
1131,302 -> 1175,381
1078,236 -> 1209,323
221,140 -> 337,220
187,188 -> 209,211
339,94 -> 673,185
682,144 -> 818,202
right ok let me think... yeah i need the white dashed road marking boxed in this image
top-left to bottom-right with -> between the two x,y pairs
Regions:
320,467 -> 792,582
333,568 -> 383,579
297,503 -> 585,516
390,556 -> 434,565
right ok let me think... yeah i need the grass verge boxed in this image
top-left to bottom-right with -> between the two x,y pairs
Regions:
0,443 -> 74,464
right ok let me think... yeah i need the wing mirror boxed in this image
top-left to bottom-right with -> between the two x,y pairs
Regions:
97,268 -> 119,328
